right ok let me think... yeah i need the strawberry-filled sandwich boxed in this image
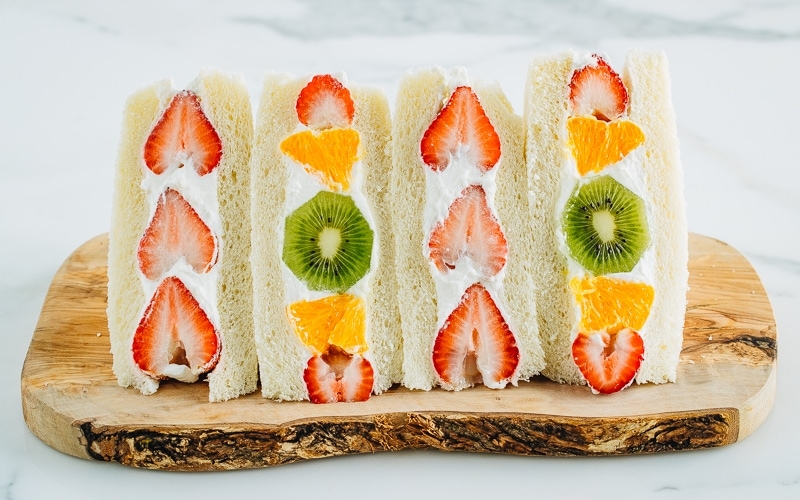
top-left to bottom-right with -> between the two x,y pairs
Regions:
524,51 -> 688,393
107,71 -> 257,402
250,73 -> 401,403
392,67 -> 545,391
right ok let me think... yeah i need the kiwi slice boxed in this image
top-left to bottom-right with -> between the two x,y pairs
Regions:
283,191 -> 373,293
562,175 -> 649,275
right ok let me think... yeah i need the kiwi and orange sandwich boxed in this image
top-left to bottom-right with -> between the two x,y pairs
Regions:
392,67 -> 545,392
107,71 -> 257,402
250,73 -> 401,402
524,51 -> 688,393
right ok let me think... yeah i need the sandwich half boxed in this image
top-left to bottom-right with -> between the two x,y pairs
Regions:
250,73 -> 401,402
393,67 -> 545,391
524,51 -> 688,393
107,71 -> 257,402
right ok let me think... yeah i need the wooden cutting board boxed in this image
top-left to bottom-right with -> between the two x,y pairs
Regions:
21,233 -> 777,470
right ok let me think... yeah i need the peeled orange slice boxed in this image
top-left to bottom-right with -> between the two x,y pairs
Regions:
286,294 -> 367,355
567,116 -> 645,176
570,276 -> 654,334
280,128 -> 360,191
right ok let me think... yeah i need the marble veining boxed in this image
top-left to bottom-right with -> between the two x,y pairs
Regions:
2,0 -> 799,498
231,0 -> 800,42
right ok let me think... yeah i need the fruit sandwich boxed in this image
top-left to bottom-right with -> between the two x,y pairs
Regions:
524,51 -> 688,393
392,67 -> 546,391
250,73 -> 402,402
107,71 -> 257,402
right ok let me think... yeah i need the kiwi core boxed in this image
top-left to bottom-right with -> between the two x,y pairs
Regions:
318,227 -> 342,259
592,210 -> 616,242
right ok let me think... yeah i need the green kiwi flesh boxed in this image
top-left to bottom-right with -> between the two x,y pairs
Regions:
283,191 -> 373,293
562,175 -> 649,275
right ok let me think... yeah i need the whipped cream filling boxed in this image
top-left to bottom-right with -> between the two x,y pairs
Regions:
279,150 -> 378,307
135,84 -> 224,383
419,72 -> 519,346
139,166 -> 223,327
421,154 -> 510,329
277,77 -> 377,361
557,55 -> 656,343
161,363 -> 199,383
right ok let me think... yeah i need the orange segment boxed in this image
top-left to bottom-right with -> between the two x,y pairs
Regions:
567,116 -> 645,176
570,276 -> 654,334
280,128 -> 360,191
286,294 -> 367,355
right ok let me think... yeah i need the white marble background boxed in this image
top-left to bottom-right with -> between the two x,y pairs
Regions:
2,0 -> 799,498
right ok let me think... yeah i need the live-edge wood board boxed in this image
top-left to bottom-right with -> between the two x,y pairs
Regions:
21,233 -> 777,470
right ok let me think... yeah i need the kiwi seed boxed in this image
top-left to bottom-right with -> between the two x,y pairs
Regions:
283,191 -> 373,293
562,176 -> 649,275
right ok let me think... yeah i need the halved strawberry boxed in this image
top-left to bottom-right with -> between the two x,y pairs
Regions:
569,55 -> 629,121
303,346 -> 374,403
137,188 -> 218,281
428,185 -> 507,277
296,74 -> 355,130
143,90 -> 222,176
432,283 -> 519,390
571,328 -> 644,394
420,86 -> 501,172
132,276 -> 220,382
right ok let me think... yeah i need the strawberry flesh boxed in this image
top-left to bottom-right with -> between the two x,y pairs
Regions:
303,346 -> 374,403
296,74 -> 355,130
569,55 -> 629,122
132,276 -> 220,381
420,86 -> 501,172
428,184 -> 507,277
143,90 -> 222,176
571,327 -> 644,394
137,188 -> 218,281
432,283 -> 519,390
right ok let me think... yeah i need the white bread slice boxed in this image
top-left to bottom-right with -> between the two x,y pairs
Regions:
524,51 -> 688,386
392,67 -> 545,391
107,71 -> 257,402
250,73 -> 401,401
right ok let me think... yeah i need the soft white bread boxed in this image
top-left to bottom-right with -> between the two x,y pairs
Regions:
355,85 -> 405,392
523,55 -> 577,383
250,73 -> 401,401
389,69 -> 440,390
392,67 -> 545,391
625,51 -> 689,384
524,51 -> 688,385
107,71 -> 257,402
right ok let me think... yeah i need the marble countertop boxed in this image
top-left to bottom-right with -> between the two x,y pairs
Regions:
2,0 -> 798,497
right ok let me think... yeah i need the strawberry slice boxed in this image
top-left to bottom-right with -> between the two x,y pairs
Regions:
143,90 -> 222,176
432,283 -> 519,390
132,276 -> 220,382
428,185 -> 507,277
571,328 -> 644,394
303,346 -> 374,403
569,55 -> 629,122
420,86 -> 501,172
137,188 -> 218,281
296,74 -> 355,130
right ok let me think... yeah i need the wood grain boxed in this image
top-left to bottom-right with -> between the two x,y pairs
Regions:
20,233 -> 777,470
